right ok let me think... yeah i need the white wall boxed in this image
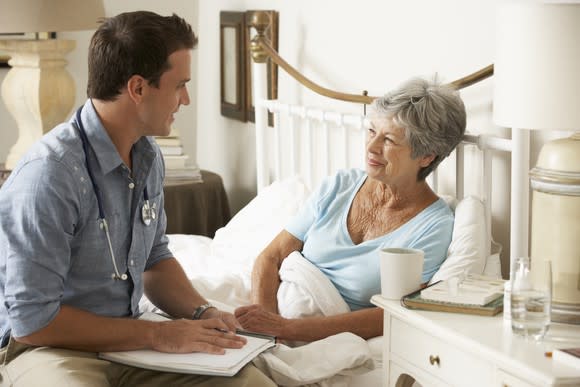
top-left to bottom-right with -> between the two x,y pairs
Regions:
197,0 -> 505,213
195,0 -> 567,277
0,0 -> 199,166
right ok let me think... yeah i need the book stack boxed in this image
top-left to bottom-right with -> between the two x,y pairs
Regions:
420,275 -> 506,306
154,136 -> 202,182
401,275 -> 507,316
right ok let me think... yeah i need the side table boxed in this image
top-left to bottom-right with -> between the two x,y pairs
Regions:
371,295 -> 580,387
0,168 -> 9,188
163,170 -> 231,237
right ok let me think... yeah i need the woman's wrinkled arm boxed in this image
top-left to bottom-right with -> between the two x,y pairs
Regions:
251,230 -> 303,313
235,305 -> 383,342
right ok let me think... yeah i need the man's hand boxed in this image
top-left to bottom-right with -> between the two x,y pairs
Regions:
152,318 -> 246,354
234,304 -> 287,338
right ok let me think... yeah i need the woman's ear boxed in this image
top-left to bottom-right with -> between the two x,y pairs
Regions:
126,75 -> 146,103
420,154 -> 436,168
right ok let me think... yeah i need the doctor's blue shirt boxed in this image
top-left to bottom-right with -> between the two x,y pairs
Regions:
0,99 -> 173,340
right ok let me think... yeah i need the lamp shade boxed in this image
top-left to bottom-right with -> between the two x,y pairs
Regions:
493,1 -> 580,130
0,0 -> 105,33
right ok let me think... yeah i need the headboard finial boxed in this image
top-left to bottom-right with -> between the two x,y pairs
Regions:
249,11 -> 270,63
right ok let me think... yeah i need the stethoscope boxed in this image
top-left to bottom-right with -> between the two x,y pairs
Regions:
74,106 -> 157,280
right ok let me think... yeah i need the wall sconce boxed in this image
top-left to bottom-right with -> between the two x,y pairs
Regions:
0,0 -> 105,170
219,10 -> 278,123
493,1 -> 580,324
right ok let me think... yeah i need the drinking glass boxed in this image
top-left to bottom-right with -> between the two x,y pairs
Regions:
510,258 -> 552,340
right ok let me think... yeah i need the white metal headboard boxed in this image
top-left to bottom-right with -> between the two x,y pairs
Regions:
252,54 -> 530,277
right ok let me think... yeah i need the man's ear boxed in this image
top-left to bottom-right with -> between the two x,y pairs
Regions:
127,75 -> 146,103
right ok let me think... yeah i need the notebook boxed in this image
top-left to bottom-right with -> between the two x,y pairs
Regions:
401,280 -> 504,316
99,312 -> 276,377
420,275 -> 505,306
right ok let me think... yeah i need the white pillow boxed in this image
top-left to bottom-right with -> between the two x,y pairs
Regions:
430,196 -> 488,284
482,239 -> 502,278
210,176 -> 311,265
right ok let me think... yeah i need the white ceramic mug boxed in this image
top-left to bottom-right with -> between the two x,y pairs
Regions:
379,247 -> 424,300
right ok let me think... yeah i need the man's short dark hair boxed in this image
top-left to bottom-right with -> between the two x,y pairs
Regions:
87,11 -> 197,101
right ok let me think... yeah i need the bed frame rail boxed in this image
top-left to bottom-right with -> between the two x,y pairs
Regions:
249,10 -> 527,276
258,99 -> 513,259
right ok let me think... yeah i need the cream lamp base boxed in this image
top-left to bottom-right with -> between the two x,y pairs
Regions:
530,133 -> 580,324
0,39 -> 76,170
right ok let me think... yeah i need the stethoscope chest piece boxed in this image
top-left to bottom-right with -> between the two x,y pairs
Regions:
141,200 -> 157,226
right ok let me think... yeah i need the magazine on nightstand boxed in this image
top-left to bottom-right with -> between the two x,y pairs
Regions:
420,275 -> 506,306
401,279 -> 505,316
99,312 -> 276,377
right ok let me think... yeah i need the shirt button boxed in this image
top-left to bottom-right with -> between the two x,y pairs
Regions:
128,182 -> 135,189
130,260 -> 134,266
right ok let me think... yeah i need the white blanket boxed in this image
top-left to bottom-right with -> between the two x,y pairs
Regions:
140,244 -> 375,386
257,252 -> 374,386
252,333 -> 374,387
278,251 -> 351,319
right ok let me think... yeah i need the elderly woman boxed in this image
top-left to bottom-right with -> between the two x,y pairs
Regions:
235,77 -> 466,342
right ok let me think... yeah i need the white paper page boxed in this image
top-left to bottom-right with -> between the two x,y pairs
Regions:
100,312 -> 274,373
107,335 -> 271,371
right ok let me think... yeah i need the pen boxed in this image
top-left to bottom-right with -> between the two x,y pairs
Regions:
214,328 -> 276,341
235,329 -> 276,341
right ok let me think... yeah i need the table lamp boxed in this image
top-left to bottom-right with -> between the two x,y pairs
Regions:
0,0 -> 105,170
493,1 -> 580,324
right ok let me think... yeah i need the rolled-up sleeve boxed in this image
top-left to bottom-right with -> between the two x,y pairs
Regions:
2,158 -> 80,337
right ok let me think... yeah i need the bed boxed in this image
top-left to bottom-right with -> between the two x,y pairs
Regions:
142,11 -> 532,387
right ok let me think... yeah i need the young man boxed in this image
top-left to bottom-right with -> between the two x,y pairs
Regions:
0,11 -> 275,386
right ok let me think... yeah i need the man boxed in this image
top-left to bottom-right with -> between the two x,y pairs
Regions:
0,11 -> 275,386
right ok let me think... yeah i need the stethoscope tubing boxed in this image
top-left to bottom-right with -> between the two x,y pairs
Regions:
73,106 -> 155,281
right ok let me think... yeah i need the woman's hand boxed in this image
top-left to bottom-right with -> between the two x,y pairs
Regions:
234,304 -> 288,338
201,308 -> 243,332
151,318 -> 246,354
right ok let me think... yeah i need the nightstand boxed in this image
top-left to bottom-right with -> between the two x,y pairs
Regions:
371,295 -> 580,387
0,171 -> 9,188
0,164 -> 10,188
163,170 -> 231,237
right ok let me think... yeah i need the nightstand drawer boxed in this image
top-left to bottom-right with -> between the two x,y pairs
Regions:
496,369 -> 536,387
391,317 -> 494,387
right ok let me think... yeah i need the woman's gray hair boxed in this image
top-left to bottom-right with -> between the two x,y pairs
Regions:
370,77 -> 466,181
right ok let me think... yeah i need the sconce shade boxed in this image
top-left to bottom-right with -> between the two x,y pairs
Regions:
493,2 -> 580,130
0,0 -> 105,33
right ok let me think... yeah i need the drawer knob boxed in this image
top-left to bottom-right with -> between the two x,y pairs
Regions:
429,355 -> 440,366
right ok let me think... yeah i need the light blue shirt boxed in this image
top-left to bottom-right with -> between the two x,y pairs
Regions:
286,169 -> 454,310
0,99 -> 173,340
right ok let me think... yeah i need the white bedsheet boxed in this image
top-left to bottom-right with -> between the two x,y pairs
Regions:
139,235 -> 379,386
